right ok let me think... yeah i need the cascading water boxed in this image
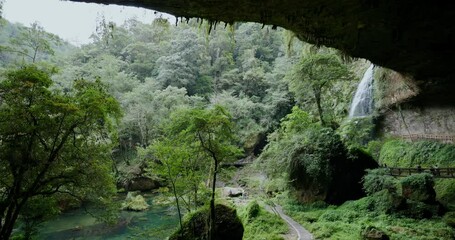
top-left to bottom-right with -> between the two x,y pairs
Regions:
349,64 -> 375,117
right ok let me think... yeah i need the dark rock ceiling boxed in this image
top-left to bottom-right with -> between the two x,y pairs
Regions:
70,0 -> 454,84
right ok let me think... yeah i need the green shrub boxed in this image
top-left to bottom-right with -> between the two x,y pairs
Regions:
443,212 -> 455,228
400,173 -> 435,203
238,201 -> 287,240
380,139 -> 455,167
169,204 -> 244,240
243,201 -> 260,222
366,140 -> 384,161
435,179 -> 455,210
338,117 -> 375,149
400,200 -> 441,219
362,169 -> 397,195
265,178 -> 287,196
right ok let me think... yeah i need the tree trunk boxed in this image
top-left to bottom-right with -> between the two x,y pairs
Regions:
208,159 -> 218,240
167,165 -> 183,231
171,180 -> 183,231
0,203 -> 22,240
313,87 -> 325,126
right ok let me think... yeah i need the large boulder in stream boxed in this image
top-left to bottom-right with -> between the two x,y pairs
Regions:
169,204 -> 244,240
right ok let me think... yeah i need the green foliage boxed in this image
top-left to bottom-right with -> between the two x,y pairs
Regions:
121,192 -> 149,211
435,179 -> 455,210
400,173 -> 435,202
288,49 -> 353,125
365,140 -> 384,161
400,173 -> 434,193
286,127 -> 346,196
19,196 -> 60,240
261,106 -> 354,203
237,201 -> 287,240
379,139 -> 455,167
282,195 -> 454,240
362,169 -> 397,195
2,22 -> 61,64
338,117 -> 375,149
443,212 -> 455,228
169,204 -> 244,240
242,201 -> 261,223
0,65 -> 121,239
259,106 -> 316,177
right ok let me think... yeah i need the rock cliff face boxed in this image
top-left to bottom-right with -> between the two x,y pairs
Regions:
374,68 -> 455,138
380,105 -> 455,138
70,0 -> 455,83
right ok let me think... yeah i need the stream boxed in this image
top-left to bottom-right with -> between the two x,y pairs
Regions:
36,194 -> 179,240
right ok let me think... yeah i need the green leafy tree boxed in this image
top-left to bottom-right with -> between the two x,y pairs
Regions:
260,106 -> 347,203
144,138 -> 207,231
165,106 -> 241,239
155,28 -> 211,96
289,50 -> 350,126
7,22 -> 61,63
0,65 -> 121,239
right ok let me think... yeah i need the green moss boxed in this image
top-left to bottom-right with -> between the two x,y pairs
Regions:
169,204 -> 244,240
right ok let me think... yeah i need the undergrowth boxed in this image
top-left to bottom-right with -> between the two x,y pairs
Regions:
238,200 -> 288,240
277,192 -> 454,240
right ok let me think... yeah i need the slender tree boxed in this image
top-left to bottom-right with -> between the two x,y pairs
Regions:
165,106 -> 241,239
289,51 -> 350,126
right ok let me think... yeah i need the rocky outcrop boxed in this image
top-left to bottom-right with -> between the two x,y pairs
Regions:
118,176 -> 161,192
380,105 -> 455,138
70,0 -> 455,83
374,67 -> 455,138
221,187 -> 244,198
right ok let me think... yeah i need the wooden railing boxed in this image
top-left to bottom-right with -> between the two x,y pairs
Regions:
385,167 -> 455,178
400,134 -> 455,143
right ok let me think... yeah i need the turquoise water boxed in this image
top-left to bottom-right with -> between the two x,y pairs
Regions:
37,194 -> 178,240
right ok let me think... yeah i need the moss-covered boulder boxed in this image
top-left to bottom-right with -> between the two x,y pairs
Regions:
443,212 -> 455,228
288,128 -> 378,205
361,226 -> 389,240
169,204 -> 244,240
121,192 -> 149,211
400,173 -> 436,203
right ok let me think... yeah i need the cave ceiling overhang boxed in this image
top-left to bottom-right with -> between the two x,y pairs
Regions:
70,0 -> 455,83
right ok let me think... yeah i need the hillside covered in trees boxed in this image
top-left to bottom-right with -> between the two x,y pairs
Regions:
1,11 -> 455,240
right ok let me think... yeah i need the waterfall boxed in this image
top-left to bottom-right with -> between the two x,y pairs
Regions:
349,64 -> 374,117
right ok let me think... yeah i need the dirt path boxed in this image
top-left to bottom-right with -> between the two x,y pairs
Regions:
267,204 -> 313,240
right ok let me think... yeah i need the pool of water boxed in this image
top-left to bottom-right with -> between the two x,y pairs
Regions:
36,194 -> 178,240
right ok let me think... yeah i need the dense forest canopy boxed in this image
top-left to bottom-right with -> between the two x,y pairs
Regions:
0,17 -> 362,239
